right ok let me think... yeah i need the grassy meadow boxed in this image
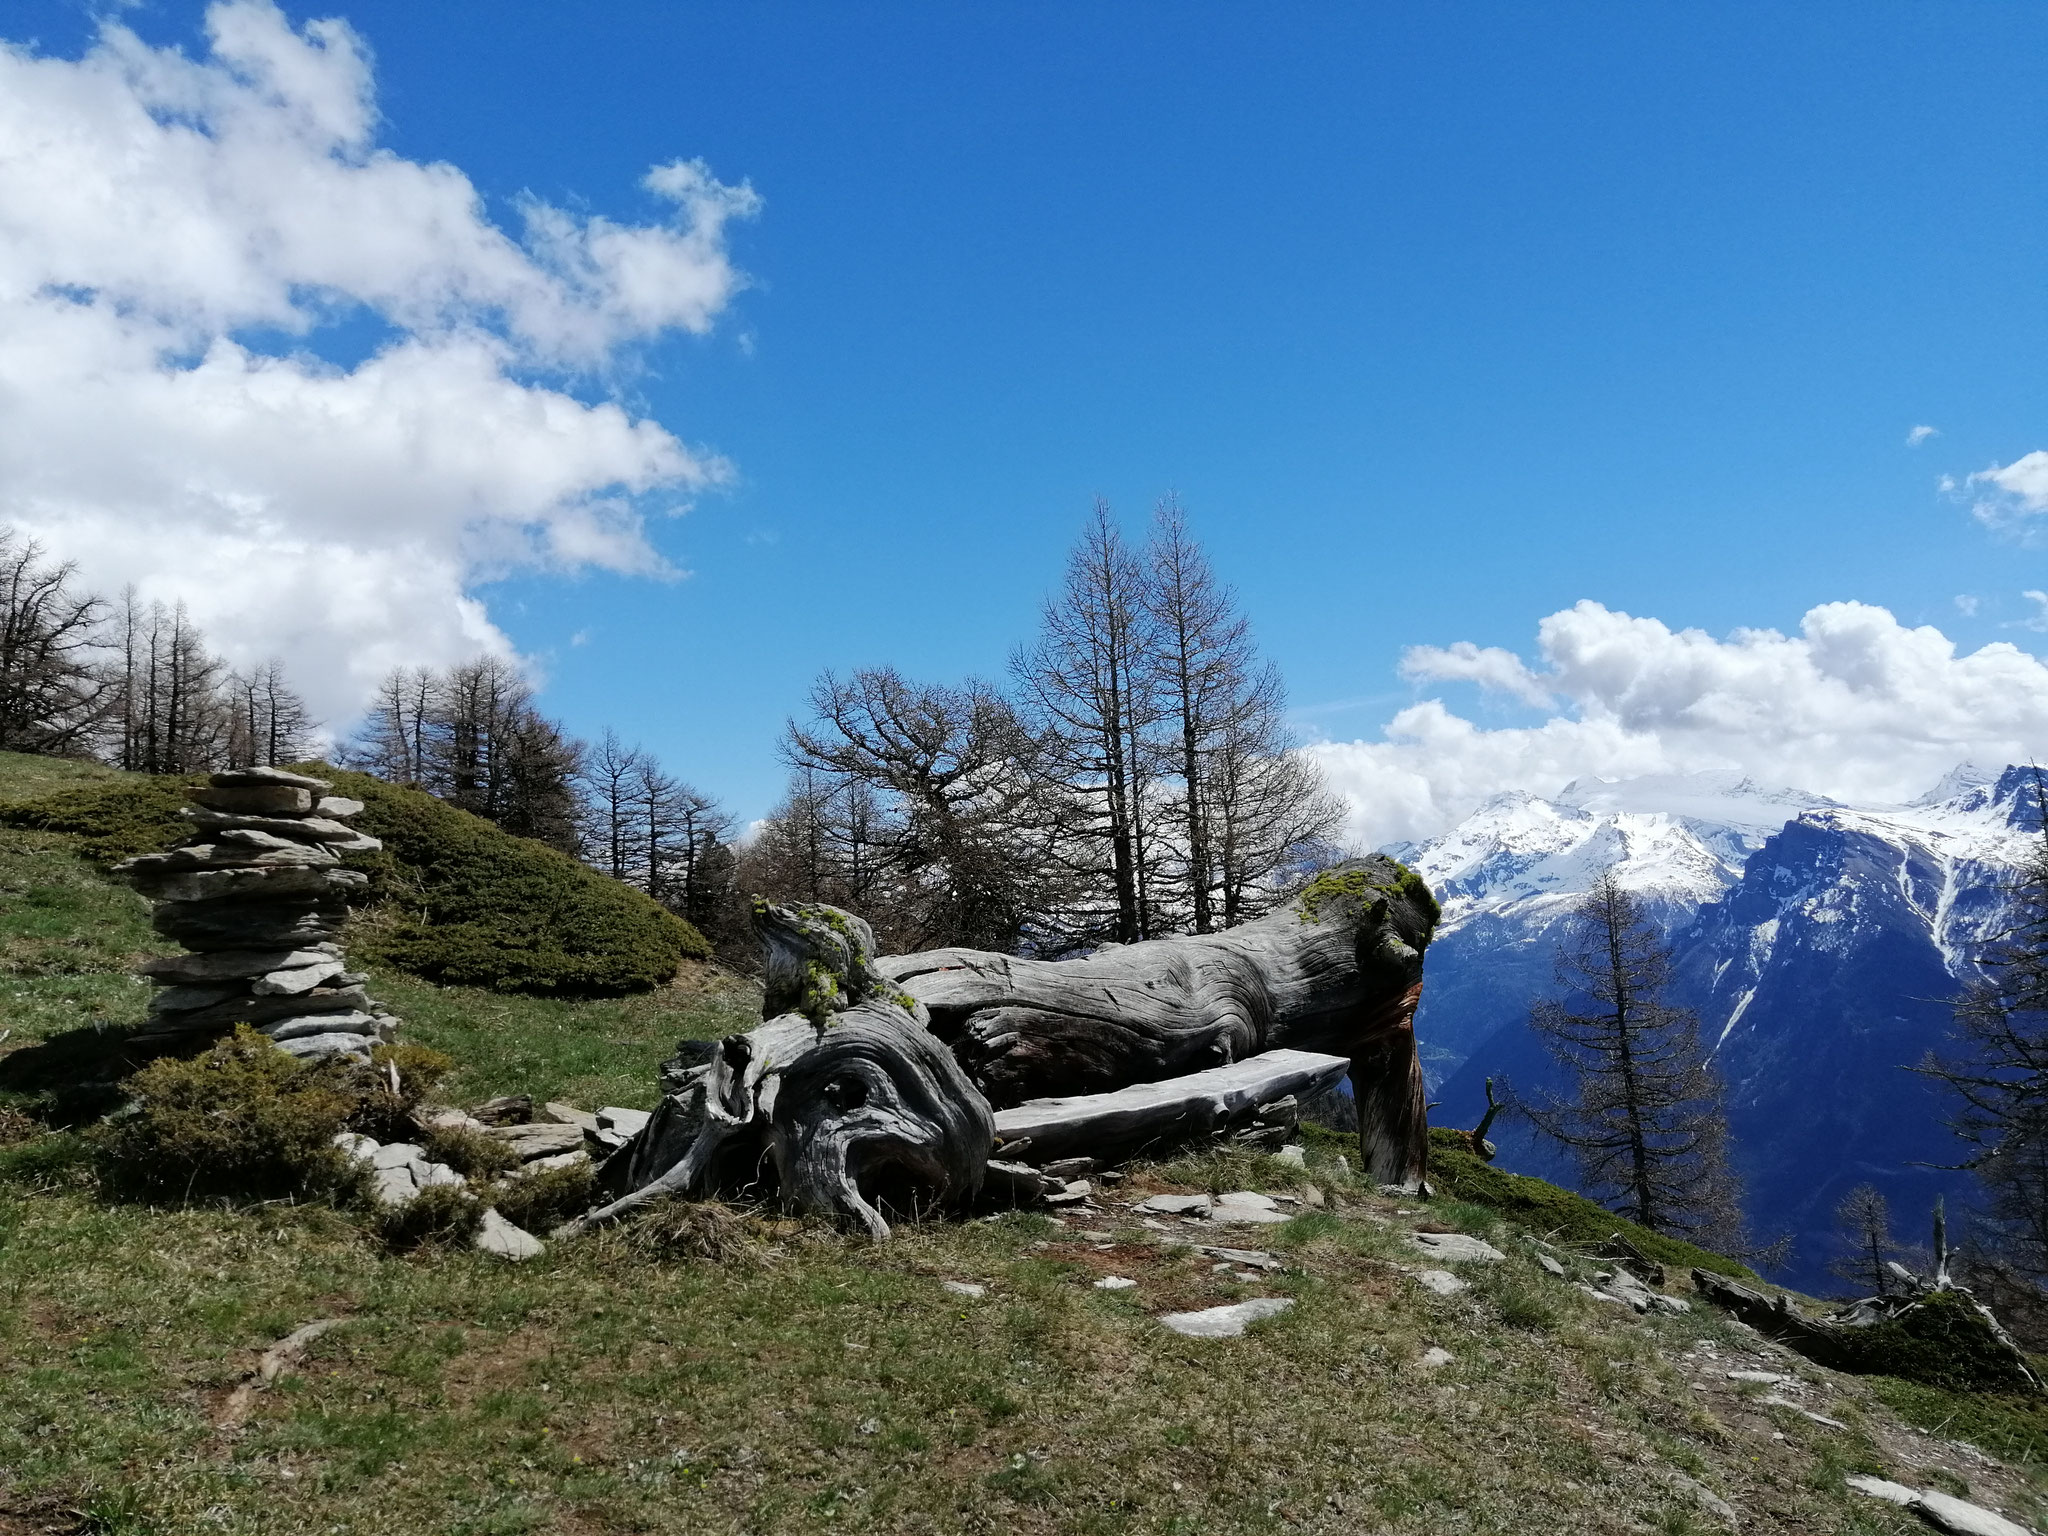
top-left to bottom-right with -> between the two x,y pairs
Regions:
0,751 -> 2042,1535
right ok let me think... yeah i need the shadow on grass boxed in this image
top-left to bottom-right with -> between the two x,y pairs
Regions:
0,1023 -> 205,1125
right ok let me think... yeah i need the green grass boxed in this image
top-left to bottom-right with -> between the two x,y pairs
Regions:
0,745 -> 2035,1534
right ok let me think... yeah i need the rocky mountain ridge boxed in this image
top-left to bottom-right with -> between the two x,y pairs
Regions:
1405,763 -> 2038,1291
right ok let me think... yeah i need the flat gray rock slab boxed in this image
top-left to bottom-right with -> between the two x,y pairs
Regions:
475,1208 -> 544,1261
1158,1297 -> 1294,1339
1134,1193 -> 1212,1217
1412,1269 -> 1469,1297
1914,1491 -> 2035,1536
488,1122 -> 585,1160
1409,1231 -> 1505,1263
1191,1245 -> 1281,1271
1210,1193 -> 1292,1225
1845,1476 -> 1918,1506
941,1280 -> 986,1299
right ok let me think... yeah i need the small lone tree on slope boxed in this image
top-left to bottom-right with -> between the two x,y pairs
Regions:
1525,871 -> 1742,1242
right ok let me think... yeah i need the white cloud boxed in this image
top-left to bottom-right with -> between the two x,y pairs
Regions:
1966,451 -> 2048,529
1956,594 -> 1981,617
1907,424 -> 1939,446
1398,639 -> 1555,708
1310,600 -> 2048,850
0,2 -> 757,726
2014,592 -> 2048,633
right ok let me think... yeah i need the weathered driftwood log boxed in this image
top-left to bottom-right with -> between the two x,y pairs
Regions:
990,1048 -> 1351,1168
876,857 -> 1438,1189
562,902 -> 992,1240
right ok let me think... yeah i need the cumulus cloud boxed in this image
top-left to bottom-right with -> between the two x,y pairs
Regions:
1310,600 -> 2048,850
0,1 -> 757,726
1398,640 -> 1555,708
1907,424 -> 1939,446
1966,451 -> 2048,529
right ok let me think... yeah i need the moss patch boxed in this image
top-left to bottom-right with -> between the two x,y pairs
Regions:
1296,859 -> 1442,932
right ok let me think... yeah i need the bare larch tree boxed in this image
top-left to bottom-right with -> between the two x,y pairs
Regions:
1524,871 -> 1742,1241
1012,500 -> 1163,944
0,526 -> 110,756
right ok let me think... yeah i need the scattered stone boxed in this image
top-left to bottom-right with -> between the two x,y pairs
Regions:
1211,1191 -> 1291,1225
1094,1276 -> 1137,1291
1158,1297 -> 1294,1339
594,1106 -> 651,1144
488,1121 -> 587,1161
474,1208 -> 545,1261
472,1095 -> 535,1126
1914,1490 -> 2034,1536
1134,1193 -> 1211,1217
1412,1269 -> 1469,1297
1409,1231 -> 1505,1263
1417,1346 -> 1455,1370
1046,1185 -> 1090,1207
421,1107 -> 491,1135
1536,1253 -> 1567,1278
518,1151 -> 591,1176
941,1280 -> 986,1299
1727,1369 -> 1793,1385
1274,1143 -> 1306,1167
543,1102 -> 600,1134
1845,1476 -> 1918,1506
1191,1245 -> 1281,1271
1039,1157 -> 1096,1181
1577,1283 -> 1629,1306
1299,1183 -> 1324,1208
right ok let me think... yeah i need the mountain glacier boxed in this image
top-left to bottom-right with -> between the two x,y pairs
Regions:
1405,763 -> 2037,1291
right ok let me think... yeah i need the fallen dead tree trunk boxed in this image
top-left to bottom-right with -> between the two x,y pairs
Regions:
880,857 -> 1437,1189
568,856 -> 1441,1241
990,1048 -> 1352,1168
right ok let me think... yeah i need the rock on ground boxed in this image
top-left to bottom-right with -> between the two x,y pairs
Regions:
1409,1231 -> 1506,1263
474,1208 -> 545,1261
1157,1298 -> 1294,1339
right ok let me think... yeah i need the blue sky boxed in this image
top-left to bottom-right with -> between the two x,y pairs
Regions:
8,2 -> 2048,839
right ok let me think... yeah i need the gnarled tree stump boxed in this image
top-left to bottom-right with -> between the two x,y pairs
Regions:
562,902 -> 992,1240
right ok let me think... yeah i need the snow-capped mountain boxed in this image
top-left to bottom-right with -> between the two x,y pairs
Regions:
1399,771 -> 1829,1081
1408,765 -> 2042,1291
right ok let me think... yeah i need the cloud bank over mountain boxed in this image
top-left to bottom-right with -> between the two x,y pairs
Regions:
1313,598 -> 2048,850
0,0 -> 756,726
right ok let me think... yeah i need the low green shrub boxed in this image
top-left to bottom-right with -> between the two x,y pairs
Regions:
419,1122 -> 519,1178
1820,1290 -> 2042,1393
1,764 -> 712,997
1426,1127 -> 1754,1280
92,1027 -> 364,1204
376,1182 -> 483,1251
0,774 -> 198,863
485,1159 -> 596,1234
303,766 -> 711,996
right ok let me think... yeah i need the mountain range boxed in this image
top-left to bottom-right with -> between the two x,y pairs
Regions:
1397,763 -> 2039,1292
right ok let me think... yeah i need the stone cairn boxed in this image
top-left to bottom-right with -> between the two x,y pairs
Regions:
113,767 -> 399,1062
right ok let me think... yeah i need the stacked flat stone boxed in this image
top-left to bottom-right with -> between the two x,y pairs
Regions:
113,767 -> 400,1062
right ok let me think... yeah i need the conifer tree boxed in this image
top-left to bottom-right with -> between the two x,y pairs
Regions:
1525,871 -> 1742,1241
